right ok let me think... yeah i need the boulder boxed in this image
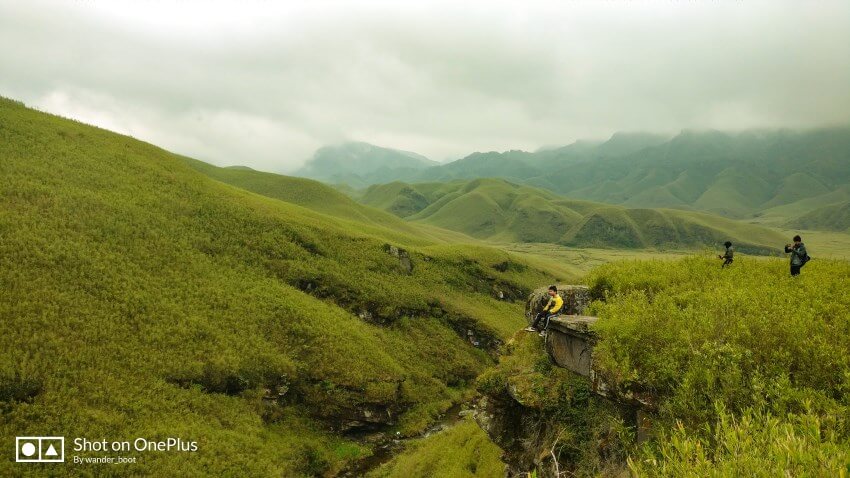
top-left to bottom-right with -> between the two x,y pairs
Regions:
382,244 -> 413,274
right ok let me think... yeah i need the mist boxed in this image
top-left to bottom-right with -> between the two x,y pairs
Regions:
1,0 -> 848,171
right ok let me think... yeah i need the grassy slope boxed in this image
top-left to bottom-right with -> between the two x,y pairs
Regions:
367,418 -> 505,478
751,185 -> 850,227
784,200 -> 850,233
186,164 -> 580,286
0,97 -> 563,476
478,256 -> 850,475
587,257 -> 850,475
183,157 -> 423,237
361,179 -> 786,253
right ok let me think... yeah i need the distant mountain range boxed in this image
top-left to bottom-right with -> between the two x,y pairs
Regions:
186,153 -> 785,253
295,128 -> 850,229
360,178 -> 785,252
294,141 -> 438,188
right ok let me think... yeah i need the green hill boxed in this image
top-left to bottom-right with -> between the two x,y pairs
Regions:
362,179 -> 786,253
182,157 -> 430,238
478,257 -> 850,476
785,200 -> 850,232
533,129 -> 850,222
0,97 -> 562,476
314,128 -> 850,229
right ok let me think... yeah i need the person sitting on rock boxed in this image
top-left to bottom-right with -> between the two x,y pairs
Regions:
718,241 -> 734,268
525,285 -> 563,336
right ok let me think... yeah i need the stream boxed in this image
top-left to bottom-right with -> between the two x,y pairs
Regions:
337,402 -> 468,477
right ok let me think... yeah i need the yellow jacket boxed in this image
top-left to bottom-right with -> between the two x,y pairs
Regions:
543,294 -> 564,315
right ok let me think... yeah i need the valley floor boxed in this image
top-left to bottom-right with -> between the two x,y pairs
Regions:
498,243 -> 693,276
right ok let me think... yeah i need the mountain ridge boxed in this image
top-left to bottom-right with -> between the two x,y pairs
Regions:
294,141 -> 438,188
296,127 -> 850,228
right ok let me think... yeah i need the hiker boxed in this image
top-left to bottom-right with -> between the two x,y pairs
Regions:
718,241 -> 734,268
784,235 -> 810,277
525,285 -> 563,336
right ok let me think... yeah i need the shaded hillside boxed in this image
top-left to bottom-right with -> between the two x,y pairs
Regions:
752,185 -> 850,227
294,141 -> 438,188
785,200 -> 850,232
415,150 -> 543,183
0,97 -> 561,476
553,129 -> 850,220
361,179 -> 785,253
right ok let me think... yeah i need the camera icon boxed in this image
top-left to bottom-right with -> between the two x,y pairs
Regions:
16,437 -> 64,463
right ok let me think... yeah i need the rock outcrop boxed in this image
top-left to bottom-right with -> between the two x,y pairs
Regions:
525,284 -> 590,323
472,285 -> 654,477
473,391 -> 561,476
382,243 -> 413,274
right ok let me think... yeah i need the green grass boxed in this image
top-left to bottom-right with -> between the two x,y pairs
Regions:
183,157 -> 428,238
586,257 -> 850,475
778,229 -> 850,260
587,257 -> 850,420
475,331 -> 631,476
367,418 -> 506,478
629,407 -> 850,477
500,243 -> 692,276
361,178 -> 786,252
476,255 -> 850,475
785,200 -> 850,233
0,96 -> 563,476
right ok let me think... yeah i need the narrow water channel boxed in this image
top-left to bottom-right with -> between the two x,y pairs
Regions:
337,402 -> 467,476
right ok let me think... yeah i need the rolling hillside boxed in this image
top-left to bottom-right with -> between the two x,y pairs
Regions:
785,200 -> 850,232
550,129 -> 850,220
0,97 -> 568,476
361,179 -> 786,252
308,128 -> 850,227
182,157 -> 429,238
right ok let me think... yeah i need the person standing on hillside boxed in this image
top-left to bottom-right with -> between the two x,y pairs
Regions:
718,241 -> 734,268
525,285 -> 563,336
784,235 -> 810,276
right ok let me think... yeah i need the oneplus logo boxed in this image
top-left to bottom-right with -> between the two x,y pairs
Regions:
16,437 -> 64,463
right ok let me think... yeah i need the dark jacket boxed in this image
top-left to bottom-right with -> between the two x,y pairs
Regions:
785,243 -> 807,266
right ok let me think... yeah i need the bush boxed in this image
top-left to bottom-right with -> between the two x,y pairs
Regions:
629,407 -> 850,477
585,257 -> 850,474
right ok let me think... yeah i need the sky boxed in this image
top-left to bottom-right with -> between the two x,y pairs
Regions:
1,0 -> 849,172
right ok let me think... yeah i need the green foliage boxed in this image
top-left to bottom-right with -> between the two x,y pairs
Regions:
0,98 -> 559,475
586,257 -> 850,474
477,333 -> 631,475
367,418 -> 506,478
629,407 -> 850,477
183,157 -> 430,239
587,257 -> 850,420
361,178 -> 785,251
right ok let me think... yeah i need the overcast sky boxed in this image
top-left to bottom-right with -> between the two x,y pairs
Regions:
2,1 -> 849,171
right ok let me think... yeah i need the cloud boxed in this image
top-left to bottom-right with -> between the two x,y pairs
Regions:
1,0 -> 849,172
